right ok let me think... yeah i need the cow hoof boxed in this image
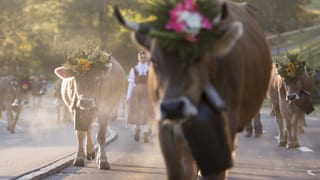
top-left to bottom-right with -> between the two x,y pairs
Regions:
255,131 -> 262,138
278,141 -> 286,147
10,129 -> 15,134
87,152 -> 96,160
287,142 -> 300,149
245,132 -> 252,138
99,161 -> 110,170
73,158 -> 85,167
254,133 -> 261,138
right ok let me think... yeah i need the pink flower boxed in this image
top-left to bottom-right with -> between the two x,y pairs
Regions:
184,0 -> 197,11
201,15 -> 212,29
165,0 -> 213,43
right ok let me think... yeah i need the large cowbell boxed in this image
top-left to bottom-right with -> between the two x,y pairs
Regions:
182,93 -> 233,176
294,90 -> 314,115
74,108 -> 96,131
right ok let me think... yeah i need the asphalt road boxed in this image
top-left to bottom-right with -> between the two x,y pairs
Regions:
0,92 -> 319,180
0,96 -> 76,179
44,107 -> 320,180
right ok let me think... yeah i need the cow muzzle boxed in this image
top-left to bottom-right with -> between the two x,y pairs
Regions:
286,93 -> 300,102
160,96 -> 197,120
76,98 -> 97,110
11,99 -> 21,112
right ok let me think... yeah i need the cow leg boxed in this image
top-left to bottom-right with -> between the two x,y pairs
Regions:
180,139 -> 197,180
38,96 -> 42,108
159,123 -> 197,180
287,114 -> 300,149
244,121 -> 253,137
63,107 -> 71,123
6,110 -> 14,133
11,107 -> 22,134
86,126 -> 95,160
253,113 -> 263,137
74,130 -> 85,167
96,118 -> 110,170
56,104 -> 61,124
299,115 -> 306,134
159,123 -> 183,179
274,106 -> 286,146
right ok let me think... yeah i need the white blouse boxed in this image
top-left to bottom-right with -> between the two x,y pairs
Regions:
126,62 -> 149,100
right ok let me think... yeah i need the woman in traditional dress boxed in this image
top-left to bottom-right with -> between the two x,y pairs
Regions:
126,51 -> 154,143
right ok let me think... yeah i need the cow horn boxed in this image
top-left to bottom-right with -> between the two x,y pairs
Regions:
212,14 -> 221,25
204,84 -> 226,111
113,5 -> 150,34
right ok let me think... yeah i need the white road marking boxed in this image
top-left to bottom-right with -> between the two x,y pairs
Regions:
307,169 -> 320,176
298,146 -> 313,152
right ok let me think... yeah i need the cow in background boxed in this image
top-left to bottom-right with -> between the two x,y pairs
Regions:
244,113 -> 263,137
0,75 -> 25,133
29,75 -> 48,108
312,69 -> 320,103
268,57 -> 314,149
114,0 -> 272,179
55,56 -> 125,170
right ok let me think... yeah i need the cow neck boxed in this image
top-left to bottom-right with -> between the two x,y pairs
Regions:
94,73 -> 104,105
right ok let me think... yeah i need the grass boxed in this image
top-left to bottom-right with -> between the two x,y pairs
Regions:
268,27 -> 320,47
307,0 -> 320,10
314,104 -> 320,113
269,27 -> 320,68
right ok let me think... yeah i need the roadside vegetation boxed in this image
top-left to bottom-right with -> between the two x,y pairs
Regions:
0,0 -> 319,81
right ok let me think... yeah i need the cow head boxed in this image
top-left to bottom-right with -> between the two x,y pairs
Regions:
29,75 -> 48,96
54,62 -> 112,112
283,78 -> 304,102
7,75 -> 25,112
276,53 -> 308,103
114,2 -> 242,121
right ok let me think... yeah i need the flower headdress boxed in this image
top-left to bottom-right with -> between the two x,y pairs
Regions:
275,53 -> 305,83
145,0 -> 221,62
63,41 -> 111,78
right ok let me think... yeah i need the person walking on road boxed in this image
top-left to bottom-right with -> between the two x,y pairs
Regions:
126,51 -> 154,143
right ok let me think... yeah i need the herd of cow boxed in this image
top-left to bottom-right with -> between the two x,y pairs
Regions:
0,75 -> 48,133
1,1 -> 319,180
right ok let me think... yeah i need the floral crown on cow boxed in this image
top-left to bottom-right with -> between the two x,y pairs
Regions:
63,41 -> 112,77
275,53 -> 305,83
145,0 -> 221,62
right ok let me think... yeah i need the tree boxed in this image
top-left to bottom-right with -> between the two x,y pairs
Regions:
232,0 -> 315,33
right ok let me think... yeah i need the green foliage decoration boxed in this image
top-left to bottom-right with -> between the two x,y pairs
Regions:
63,41 -> 111,78
145,0 -> 222,63
276,53 -> 306,83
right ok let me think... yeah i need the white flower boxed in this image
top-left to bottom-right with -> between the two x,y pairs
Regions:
178,11 -> 202,35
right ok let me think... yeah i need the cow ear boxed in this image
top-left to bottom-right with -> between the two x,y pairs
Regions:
54,67 -> 69,79
213,21 -> 243,57
131,32 -> 151,51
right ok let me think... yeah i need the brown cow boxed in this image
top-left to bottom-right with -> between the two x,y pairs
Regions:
29,75 -> 48,108
114,0 -> 272,179
0,75 -> 24,133
268,59 -> 314,149
54,56 -> 126,169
